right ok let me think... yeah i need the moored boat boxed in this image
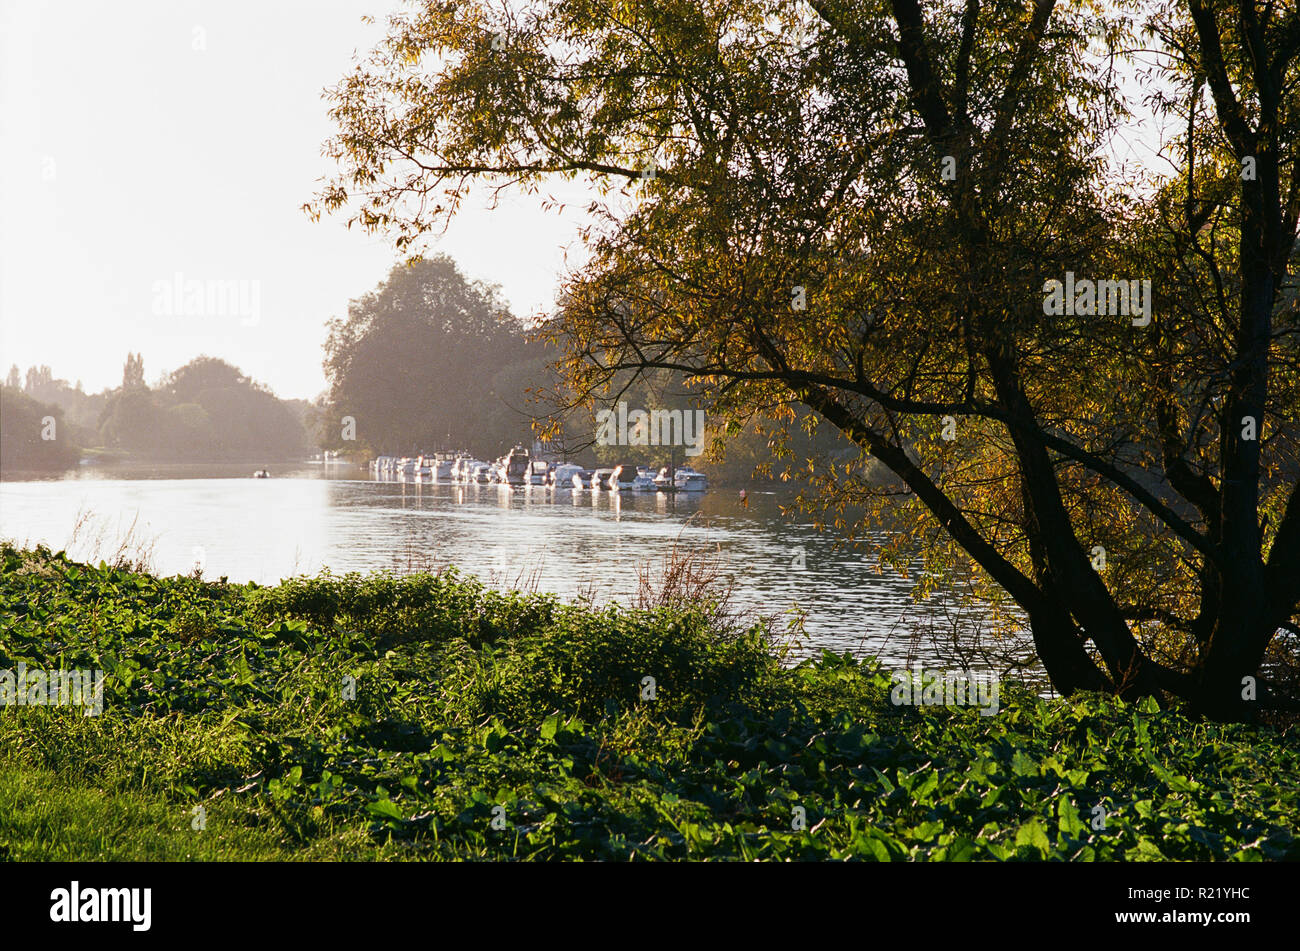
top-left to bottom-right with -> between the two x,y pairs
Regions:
551,463 -> 583,488
503,445 -> 531,485
673,466 -> 707,492
434,452 -> 457,481
610,464 -> 640,491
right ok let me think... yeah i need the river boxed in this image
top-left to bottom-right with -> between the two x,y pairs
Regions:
0,461 -> 1015,667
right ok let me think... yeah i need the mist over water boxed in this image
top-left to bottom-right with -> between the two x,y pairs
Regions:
0,463 -> 1007,666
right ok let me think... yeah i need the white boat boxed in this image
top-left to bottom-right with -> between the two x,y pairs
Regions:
454,457 -> 485,483
632,471 -> 657,491
502,446 -> 531,485
653,467 -> 677,491
528,460 -> 549,485
673,466 -> 707,492
551,463 -> 583,488
610,464 -> 640,491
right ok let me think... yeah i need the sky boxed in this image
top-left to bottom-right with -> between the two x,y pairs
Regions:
0,0 -> 596,401
0,2 -> 1175,404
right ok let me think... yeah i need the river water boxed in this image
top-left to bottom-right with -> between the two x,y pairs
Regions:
0,461 -> 1013,666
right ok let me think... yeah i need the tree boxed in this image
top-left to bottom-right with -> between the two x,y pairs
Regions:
0,386 -> 79,471
320,256 -> 540,455
122,352 -> 145,390
313,0 -> 1300,719
24,365 -> 53,394
98,356 -> 307,458
98,388 -> 166,451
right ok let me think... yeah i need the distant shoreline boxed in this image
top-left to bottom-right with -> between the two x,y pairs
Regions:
0,453 -> 323,480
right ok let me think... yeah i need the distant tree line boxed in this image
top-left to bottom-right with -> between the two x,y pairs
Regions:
5,257 -> 856,481
1,355 -> 310,470
97,356 -> 309,458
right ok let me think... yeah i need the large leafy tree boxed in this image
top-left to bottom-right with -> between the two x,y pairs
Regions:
320,256 -> 539,454
312,0 -> 1299,719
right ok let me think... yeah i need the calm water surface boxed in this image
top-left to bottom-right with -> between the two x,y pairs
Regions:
0,462 -> 1004,665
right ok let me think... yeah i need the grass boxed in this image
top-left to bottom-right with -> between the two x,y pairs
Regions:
0,758 -> 302,861
1,541 -> 1297,861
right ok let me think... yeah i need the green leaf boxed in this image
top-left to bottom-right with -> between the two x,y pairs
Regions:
367,798 -> 403,821
1057,797 -> 1086,837
1014,819 -> 1051,854
872,767 -> 895,795
539,714 -> 559,740
1010,750 -> 1038,777
912,772 -> 939,802
864,836 -> 891,862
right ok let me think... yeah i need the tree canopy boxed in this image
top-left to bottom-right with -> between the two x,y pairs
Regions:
320,255 -> 543,455
312,0 -> 1300,719
0,386 -> 80,471
97,356 -> 308,459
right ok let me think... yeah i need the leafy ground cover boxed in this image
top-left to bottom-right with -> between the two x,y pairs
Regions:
1,543 -> 1296,860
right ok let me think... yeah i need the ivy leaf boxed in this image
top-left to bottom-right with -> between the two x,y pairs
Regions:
1014,819 -> 1051,854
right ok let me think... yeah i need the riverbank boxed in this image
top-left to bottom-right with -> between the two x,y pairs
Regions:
1,543 -> 1296,860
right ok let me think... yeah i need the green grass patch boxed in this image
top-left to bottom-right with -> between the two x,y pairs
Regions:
1,542 -> 1297,860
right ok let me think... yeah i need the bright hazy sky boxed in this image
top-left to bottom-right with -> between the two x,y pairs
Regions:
1,2 -> 1171,403
0,0 -> 595,401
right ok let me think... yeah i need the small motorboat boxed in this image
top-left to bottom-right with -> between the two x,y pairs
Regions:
674,466 -> 707,492
610,464 -> 640,491
434,453 -> 457,481
253,469 -> 270,479
503,445 -> 532,485
551,463 -> 583,488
